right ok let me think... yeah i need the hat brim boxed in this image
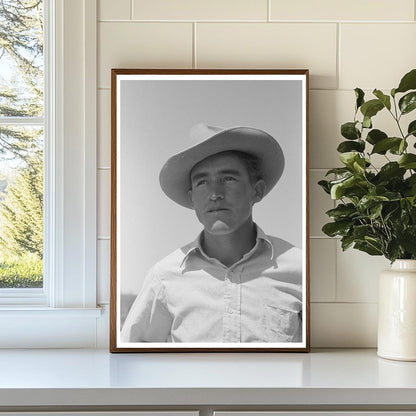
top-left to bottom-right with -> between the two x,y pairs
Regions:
159,127 -> 285,208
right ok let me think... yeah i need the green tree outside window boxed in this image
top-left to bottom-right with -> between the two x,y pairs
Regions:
0,0 -> 44,288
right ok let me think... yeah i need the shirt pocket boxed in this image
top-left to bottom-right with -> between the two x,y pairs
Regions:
261,303 -> 300,342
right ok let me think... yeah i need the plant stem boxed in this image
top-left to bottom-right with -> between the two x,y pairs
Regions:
390,96 -> 407,139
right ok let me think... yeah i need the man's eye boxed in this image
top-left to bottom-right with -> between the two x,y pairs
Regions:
195,179 -> 207,187
224,176 -> 236,182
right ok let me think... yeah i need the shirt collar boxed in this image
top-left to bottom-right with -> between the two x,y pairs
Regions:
179,232 -> 204,268
255,224 -> 275,260
179,223 -> 274,269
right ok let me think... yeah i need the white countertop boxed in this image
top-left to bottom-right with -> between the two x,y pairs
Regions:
0,348 -> 416,408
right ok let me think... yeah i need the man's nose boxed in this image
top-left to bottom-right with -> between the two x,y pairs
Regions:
208,182 -> 224,201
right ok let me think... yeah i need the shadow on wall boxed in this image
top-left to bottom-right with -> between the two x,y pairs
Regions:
120,293 -> 136,327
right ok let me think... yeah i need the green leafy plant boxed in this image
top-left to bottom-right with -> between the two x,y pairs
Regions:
319,69 -> 416,262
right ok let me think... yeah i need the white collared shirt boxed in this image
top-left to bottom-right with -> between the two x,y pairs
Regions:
121,225 -> 303,343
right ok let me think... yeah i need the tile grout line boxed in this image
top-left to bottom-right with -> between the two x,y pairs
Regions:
193,22 -> 197,68
97,87 -> 373,92
333,229 -> 339,303
336,22 -> 340,90
98,19 -> 415,24
311,301 -> 378,305
333,191 -> 340,303
309,236 -> 338,239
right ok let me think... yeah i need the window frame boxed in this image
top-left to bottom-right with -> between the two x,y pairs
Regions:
0,0 -> 101,348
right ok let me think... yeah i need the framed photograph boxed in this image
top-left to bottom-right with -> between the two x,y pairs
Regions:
110,69 -> 310,352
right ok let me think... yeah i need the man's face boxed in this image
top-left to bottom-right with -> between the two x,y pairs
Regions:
188,152 -> 265,236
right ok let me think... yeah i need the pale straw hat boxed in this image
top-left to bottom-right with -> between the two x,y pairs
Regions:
159,123 -> 285,208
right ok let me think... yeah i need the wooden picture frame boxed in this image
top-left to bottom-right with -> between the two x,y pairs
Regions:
110,69 -> 310,352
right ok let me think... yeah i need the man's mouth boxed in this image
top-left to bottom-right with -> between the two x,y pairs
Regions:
207,208 -> 229,213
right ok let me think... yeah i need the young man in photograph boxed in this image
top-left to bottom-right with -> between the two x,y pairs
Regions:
121,123 -> 303,343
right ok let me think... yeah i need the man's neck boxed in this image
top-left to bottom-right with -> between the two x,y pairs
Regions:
201,220 -> 257,268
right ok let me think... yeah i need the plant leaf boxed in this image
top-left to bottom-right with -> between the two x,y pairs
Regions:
337,140 -> 365,153
399,139 -> 407,154
399,91 -> 416,115
365,236 -> 384,252
377,162 -> 406,181
355,88 -> 365,110
339,151 -> 360,166
398,227 -> 416,255
362,116 -> 372,128
326,203 -> 357,220
353,158 -> 366,174
325,167 -> 352,176
399,154 -> 416,169
407,120 -> 416,137
371,137 -> 402,154
405,174 -> 416,196
318,180 -> 331,195
341,235 -> 355,251
386,240 -> 403,263
373,89 -> 391,110
366,129 -> 387,145
357,195 -> 389,212
360,99 -> 384,119
322,221 -> 351,237
341,122 -> 361,140
354,241 -> 383,256
330,176 -> 359,199
369,203 -> 383,219
395,69 -> 416,94
390,139 -> 408,155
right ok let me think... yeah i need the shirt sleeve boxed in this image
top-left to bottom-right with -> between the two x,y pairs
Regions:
120,267 -> 173,342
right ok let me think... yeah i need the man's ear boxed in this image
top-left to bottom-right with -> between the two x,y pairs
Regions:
187,189 -> 194,208
252,179 -> 266,204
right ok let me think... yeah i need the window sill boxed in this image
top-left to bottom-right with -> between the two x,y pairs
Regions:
0,306 -> 102,316
0,307 -> 105,348
0,349 -> 415,410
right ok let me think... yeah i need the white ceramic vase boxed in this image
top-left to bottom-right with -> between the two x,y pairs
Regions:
378,259 -> 416,361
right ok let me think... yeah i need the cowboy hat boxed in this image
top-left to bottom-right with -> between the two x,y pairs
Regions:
159,123 -> 285,208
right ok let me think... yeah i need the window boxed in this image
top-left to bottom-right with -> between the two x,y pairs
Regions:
0,0 -> 101,348
0,0 -> 45,295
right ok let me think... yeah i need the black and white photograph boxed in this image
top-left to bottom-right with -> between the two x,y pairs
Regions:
110,69 -> 309,352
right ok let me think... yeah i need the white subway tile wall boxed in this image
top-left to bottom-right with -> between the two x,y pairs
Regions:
310,239 -> 336,302
97,239 -> 110,305
336,246 -> 390,303
99,0 -> 131,20
97,169 -> 111,239
196,23 -> 337,89
132,0 -> 269,21
98,22 -> 193,88
98,90 -> 111,168
309,90 -> 354,169
309,170 -> 334,237
97,0 -> 416,347
270,0 -> 414,22
311,303 -> 378,347
340,24 -> 416,90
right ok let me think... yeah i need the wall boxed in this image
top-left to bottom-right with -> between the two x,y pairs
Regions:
96,0 -> 416,347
